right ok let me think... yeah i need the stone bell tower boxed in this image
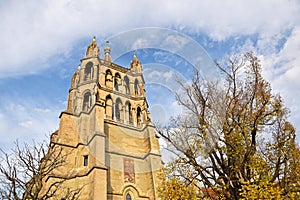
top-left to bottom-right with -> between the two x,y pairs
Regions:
44,37 -> 162,200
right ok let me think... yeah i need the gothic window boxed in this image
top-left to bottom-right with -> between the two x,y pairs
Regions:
115,98 -> 123,122
134,79 -> 140,96
105,95 -> 113,119
84,62 -> 93,80
126,194 -> 132,200
124,76 -> 130,94
82,91 -> 92,112
125,101 -> 132,124
137,107 -> 142,126
114,73 -> 121,91
105,70 -> 113,88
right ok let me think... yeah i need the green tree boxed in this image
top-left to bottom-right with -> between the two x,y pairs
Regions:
158,53 -> 300,199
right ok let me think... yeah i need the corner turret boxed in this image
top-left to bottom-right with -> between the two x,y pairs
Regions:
86,36 -> 100,58
130,52 -> 142,73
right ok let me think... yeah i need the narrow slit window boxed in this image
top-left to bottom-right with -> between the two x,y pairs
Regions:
83,155 -> 88,166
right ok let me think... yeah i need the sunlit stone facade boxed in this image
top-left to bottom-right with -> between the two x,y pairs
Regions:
42,37 -> 162,200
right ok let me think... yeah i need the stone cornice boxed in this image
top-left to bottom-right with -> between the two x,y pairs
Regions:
106,150 -> 161,160
104,119 -> 153,132
52,132 -> 106,149
45,165 -> 108,182
100,59 -> 129,73
100,85 -> 146,101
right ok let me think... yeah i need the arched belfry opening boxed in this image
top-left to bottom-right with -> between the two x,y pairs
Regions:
105,95 -> 113,119
105,70 -> 113,89
136,107 -> 142,126
125,101 -> 132,125
134,79 -> 140,96
115,98 -> 123,122
114,73 -> 121,91
124,76 -> 130,95
84,62 -> 93,80
82,91 -> 92,112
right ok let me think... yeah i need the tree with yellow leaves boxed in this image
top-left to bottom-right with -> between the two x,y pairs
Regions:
157,53 -> 300,199
157,165 -> 198,200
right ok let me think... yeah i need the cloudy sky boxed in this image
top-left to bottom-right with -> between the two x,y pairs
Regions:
0,0 -> 300,150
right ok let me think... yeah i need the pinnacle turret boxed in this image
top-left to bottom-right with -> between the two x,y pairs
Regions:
103,41 -> 112,62
86,36 -> 100,58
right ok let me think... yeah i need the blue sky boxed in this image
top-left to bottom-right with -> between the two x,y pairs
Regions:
0,0 -> 300,150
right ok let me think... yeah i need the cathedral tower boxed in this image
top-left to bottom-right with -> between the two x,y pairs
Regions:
45,37 -> 162,199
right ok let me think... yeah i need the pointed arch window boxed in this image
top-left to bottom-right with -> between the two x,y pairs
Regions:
114,73 -> 121,91
84,62 -> 93,80
134,79 -> 140,96
105,95 -> 113,119
124,76 -> 130,95
82,92 -> 92,111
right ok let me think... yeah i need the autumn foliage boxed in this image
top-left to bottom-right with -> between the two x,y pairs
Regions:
157,53 -> 300,199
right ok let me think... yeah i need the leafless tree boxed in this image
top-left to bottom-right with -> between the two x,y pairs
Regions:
158,52 -> 300,199
0,138 -> 83,200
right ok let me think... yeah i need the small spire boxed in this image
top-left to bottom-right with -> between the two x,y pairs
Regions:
78,64 -> 81,70
130,51 -> 142,71
103,40 -> 112,62
104,41 -> 111,54
91,36 -> 97,47
132,51 -> 139,63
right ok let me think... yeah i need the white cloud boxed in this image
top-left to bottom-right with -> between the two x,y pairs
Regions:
0,100 -> 61,148
259,26 -> 300,135
149,104 -> 168,125
170,101 -> 183,117
1,0 -> 299,77
152,51 -> 170,63
19,121 -> 33,128
1,0 -> 300,146
161,34 -> 189,51
162,70 -> 174,81
146,69 -> 174,82
143,63 -> 189,94
131,38 -> 149,50
34,108 -> 51,113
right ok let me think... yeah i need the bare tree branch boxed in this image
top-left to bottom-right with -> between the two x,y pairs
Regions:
0,138 -> 84,200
